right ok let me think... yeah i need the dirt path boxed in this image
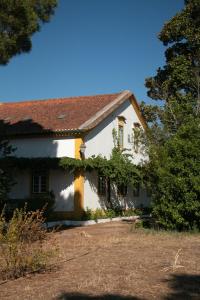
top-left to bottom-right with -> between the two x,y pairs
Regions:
1,221 -> 200,299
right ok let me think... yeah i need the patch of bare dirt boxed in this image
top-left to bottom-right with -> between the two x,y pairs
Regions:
0,222 -> 200,300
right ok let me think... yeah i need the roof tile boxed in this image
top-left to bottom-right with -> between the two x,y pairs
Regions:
0,92 -> 122,135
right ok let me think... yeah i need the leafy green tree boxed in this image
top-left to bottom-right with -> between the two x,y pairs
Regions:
145,120 -> 200,230
0,0 -> 57,65
143,0 -> 200,230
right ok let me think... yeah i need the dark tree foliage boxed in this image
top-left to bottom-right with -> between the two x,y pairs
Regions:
0,0 -> 57,65
145,120 -> 200,230
143,0 -> 200,230
0,122 -> 14,210
0,0 -> 57,209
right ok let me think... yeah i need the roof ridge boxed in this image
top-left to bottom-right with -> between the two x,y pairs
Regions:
1,91 -> 123,105
79,90 -> 132,130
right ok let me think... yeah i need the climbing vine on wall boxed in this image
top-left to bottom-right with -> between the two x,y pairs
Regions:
62,147 -> 141,187
0,148 -> 142,188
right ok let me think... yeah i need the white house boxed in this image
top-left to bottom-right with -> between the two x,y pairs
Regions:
0,90 -> 150,220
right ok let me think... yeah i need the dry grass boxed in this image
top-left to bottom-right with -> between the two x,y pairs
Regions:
0,221 -> 200,300
162,248 -> 184,272
0,209 -> 57,280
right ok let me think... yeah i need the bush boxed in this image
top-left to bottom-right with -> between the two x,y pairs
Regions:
149,122 -> 200,231
92,208 -> 106,221
0,207 -> 56,280
122,209 -> 139,217
82,207 -> 93,220
23,192 -> 55,220
4,191 -> 55,221
82,207 -> 143,221
105,209 -> 116,219
82,208 -> 114,221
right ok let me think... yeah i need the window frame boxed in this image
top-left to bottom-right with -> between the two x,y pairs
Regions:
118,124 -> 124,149
118,116 -> 125,150
98,175 -> 107,196
117,184 -> 127,197
32,170 -> 49,194
146,186 -> 152,197
133,183 -> 140,197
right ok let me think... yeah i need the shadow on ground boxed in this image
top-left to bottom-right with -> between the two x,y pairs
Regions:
56,293 -> 141,300
164,273 -> 200,300
56,273 -> 200,300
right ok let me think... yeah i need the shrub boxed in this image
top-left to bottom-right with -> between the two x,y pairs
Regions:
23,192 -> 55,220
149,122 -> 200,231
123,209 -> 137,217
82,207 -> 143,221
82,207 -> 93,220
82,208 -> 115,221
0,207 -> 57,280
105,209 -> 116,219
92,208 -> 106,221
4,191 -> 55,221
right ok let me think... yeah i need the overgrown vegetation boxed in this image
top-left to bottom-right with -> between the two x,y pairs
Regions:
0,122 -> 15,212
0,145 -> 142,193
82,207 -> 142,221
0,144 -> 142,221
4,191 -> 55,221
61,147 -> 141,189
0,207 -> 57,280
142,0 -> 200,231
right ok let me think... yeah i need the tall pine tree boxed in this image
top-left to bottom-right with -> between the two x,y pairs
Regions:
0,0 -> 57,210
0,0 -> 57,65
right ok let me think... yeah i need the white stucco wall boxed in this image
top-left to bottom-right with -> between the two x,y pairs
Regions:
9,169 -> 74,212
84,171 -> 107,210
49,170 -> 74,211
84,170 -> 150,211
110,184 -> 150,209
10,136 -> 75,158
84,98 -> 146,164
83,99 -> 149,211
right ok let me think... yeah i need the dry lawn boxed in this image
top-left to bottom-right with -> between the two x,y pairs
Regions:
0,221 -> 200,300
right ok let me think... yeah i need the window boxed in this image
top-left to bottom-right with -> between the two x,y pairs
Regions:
118,125 -> 124,149
133,122 -> 141,128
118,116 -> 125,149
133,183 -> 140,197
32,171 -> 48,194
98,175 -> 106,195
117,184 -> 127,196
146,186 -> 152,197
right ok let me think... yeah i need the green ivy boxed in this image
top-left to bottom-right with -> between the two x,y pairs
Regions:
0,148 -> 141,189
62,147 -> 141,188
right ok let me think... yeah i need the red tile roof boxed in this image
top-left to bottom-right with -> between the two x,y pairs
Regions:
0,91 -> 132,136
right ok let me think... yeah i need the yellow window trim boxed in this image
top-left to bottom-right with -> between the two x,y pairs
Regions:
118,116 -> 126,126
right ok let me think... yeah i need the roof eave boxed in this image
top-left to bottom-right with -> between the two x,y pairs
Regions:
78,90 -> 132,131
1,90 -> 147,138
1,128 -> 85,139
78,90 -> 147,132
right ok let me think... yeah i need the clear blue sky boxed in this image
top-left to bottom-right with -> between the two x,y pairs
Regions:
0,0 -> 183,104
